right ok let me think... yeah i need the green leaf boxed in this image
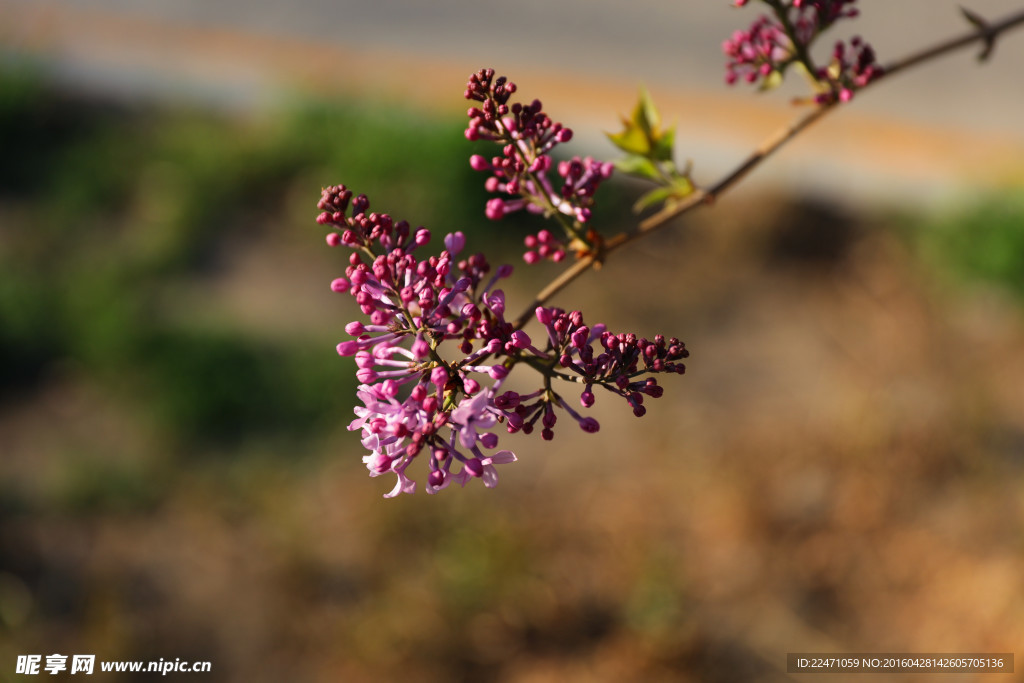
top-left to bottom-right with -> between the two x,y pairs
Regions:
631,176 -> 694,214
632,186 -> 677,213
613,155 -> 661,182
606,124 -> 651,156
634,86 -> 661,139
609,88 -> 676,158
651,125 -> 676,163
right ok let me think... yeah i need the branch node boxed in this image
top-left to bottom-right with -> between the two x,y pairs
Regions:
960,6 -> 997,61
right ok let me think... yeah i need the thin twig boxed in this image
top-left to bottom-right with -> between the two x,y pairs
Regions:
512,6 -> 1024,330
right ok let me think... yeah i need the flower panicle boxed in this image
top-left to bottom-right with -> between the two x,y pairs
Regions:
725,0 -> 881,101
465,68 -> 613,263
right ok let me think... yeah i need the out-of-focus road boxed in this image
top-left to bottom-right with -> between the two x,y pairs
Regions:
3,0 -> 1024,202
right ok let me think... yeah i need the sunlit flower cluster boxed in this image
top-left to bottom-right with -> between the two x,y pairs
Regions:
725,0 -> 881,101
465,68 -> 614,262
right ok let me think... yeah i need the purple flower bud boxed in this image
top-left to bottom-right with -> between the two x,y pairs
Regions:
381,379 -> 399,398
510,330 -> 531,349
444,231 -> 466,255
494,391 -> 519,409
428,469 -> 446,487
368,452 -> 393,475
336,341 -> 360,356
411,337 -> 430,359
485,198 -> 505,220
463,458 -> 484,478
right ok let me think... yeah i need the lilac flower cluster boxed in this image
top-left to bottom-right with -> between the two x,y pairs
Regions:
465,68 -> 614,262
723,14 -> 790,86
318,185 -> 526,497
529,307 -> 688,422
815,36 -> 882,103
316,185 -> 688,496
318,70 -> 688,498
725,0 -> 881,102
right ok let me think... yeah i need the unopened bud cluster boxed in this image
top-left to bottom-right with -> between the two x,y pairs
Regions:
725,0 -> 882,102
465,68 -> 614,262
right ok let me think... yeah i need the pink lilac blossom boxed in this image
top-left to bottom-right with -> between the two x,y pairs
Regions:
725,0 -> 881,101
814,36 -> 882,103
318,184 -> 524,497
723,14 -> 791,86
465,68 -> 614,262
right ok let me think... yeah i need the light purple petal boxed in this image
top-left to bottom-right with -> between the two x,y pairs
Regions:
486,450 -> 517,465
383,471 -> 416,498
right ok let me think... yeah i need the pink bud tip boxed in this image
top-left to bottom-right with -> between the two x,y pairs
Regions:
336,341 -> 359,356
326,233 -> 342,247
331,278 -> 349,292
464,458 -> 484,478
485,198 -> 505,220
444,231 -> 466,255
510,330 -> 531,349
411,338 -> 430,359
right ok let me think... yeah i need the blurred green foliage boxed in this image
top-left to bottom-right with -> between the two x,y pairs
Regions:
912,190 -> 1024,300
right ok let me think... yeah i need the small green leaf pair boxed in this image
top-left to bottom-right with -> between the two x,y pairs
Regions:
606,88 -> 694,213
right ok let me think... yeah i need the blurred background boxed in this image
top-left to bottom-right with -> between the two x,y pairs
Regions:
2,1 -> 1024,681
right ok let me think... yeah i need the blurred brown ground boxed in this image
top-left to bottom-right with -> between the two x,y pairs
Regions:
2,2 -> 1024,682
